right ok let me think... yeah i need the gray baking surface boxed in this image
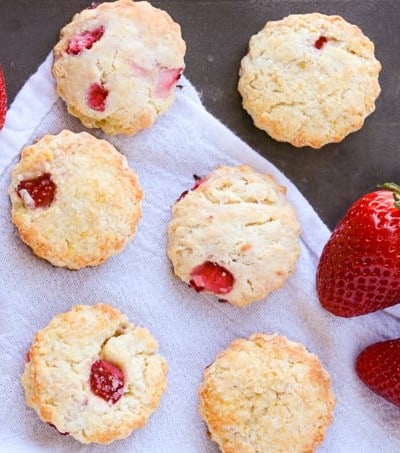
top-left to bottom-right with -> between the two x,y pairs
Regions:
1,0 -> 399,229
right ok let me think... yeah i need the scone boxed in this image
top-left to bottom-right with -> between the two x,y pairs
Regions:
9,130 -> 143,269
199,334 -> 335,453
52,0 -> 186,135
238,13 -> 381,149
167,165 -> 301,307
21,304 -> 168,444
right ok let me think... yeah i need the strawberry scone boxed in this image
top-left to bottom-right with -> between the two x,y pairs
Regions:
22,304 -> 168,444
9,130 -> 143,269
52,0 -> 186,135
167,165 -> 301,307
238,13 -> 381,148
199,334 -> 335,452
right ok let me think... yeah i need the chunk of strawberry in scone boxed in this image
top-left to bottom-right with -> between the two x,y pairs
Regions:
177,175 -> 205,202
67,26 -> 105,55
156,67 -> 183,98
90,359 -> 125,404
17,173 -> 56,209
86,83 -> 108,111
314,35 -> 328,49
189,261 -> 235,295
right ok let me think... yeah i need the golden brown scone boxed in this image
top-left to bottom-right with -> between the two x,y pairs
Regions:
167,165 -> 301,307
199,334 -> 335,452
52,0 -> 186,135
238,13 -> 381,149
21,304 -> 168,444
9,130 -> 143,269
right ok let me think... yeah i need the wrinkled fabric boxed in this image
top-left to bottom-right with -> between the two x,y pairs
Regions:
0,53 -> 399,453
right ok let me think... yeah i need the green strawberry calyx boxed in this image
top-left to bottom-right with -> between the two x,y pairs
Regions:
377,182 -> 400,210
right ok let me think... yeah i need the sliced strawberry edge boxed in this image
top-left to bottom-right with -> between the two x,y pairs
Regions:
189,261 -> 234,295
155,66 -> 184,98
0,65 -> 7,130
47,423 -> 69,436
177,175 -> 205,202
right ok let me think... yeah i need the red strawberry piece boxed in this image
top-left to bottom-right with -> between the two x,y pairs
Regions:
90,359 -> 124,404
317,183 -> 400,317
47,423 -> 69,436
177,175 -> 205,202
314,36 -> 328,49
66,26 -> 105,55
86,83 -> 108,111
356,338 -> 400,407
189,261 -> 234,295
0,65 -> 7,130
17,173 -> 56,209
156,67 -> 183,98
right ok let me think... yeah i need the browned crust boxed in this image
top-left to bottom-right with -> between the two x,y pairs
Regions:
9,130 -> 143,269
21,304 -> 168,444
199,334 -> 336,452
238,13 -> 381,149
52,0 -> 186,135
167,165 -> 301,306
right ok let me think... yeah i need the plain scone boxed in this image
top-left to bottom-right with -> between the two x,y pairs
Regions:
199,334 -> 336,452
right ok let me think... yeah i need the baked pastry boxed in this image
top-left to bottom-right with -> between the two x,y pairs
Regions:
238,13 -> 381,149
167,165 -> 301,307
199,334 -> 335,452
52,0 -> 186,135
9,130 -> 143,269
21,303 -> 168,444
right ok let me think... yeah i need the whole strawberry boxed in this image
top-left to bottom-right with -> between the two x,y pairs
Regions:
317,183 -> 400,317
0,65 -> 7,130
356,339 -> 400,407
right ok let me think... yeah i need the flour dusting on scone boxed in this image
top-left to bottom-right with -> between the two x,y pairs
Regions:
238,13 -> 381,149
52,0 -> 186,135
21,304 -> 168,444
9,130 -> 143,269
199,334 -> 336,452
167,165 -> 301,307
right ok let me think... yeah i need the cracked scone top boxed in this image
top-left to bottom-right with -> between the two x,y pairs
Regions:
167,165 -> 301,307
52,0 -> 186,135
9,130 -> 143,269
21,304 -> 168,444
199,334 -> 336,453
238,13 -> 381,149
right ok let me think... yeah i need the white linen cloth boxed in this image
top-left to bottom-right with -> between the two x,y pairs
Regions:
0,53 -> 399,453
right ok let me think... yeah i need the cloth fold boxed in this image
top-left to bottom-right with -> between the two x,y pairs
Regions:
0,53 -> 399,453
